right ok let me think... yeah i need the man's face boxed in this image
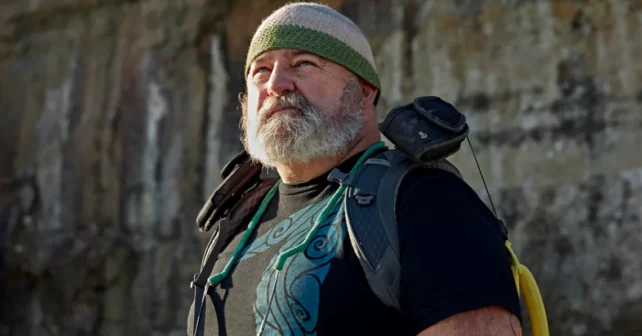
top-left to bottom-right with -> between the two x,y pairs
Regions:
240,48 -> 365,168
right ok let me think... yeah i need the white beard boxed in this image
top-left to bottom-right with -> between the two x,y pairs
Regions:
241,81 -> 364,168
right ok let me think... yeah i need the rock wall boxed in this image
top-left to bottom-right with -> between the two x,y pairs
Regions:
0,0 -> 640,335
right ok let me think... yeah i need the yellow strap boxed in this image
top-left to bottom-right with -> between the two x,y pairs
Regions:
518,264 -> 550,336
505,241 -> 521,295
505,240 -> 550,336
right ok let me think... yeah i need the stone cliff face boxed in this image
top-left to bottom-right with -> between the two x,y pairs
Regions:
0,0 -> 640,335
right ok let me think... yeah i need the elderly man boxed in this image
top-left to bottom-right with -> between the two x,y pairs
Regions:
188,2 -> 522,336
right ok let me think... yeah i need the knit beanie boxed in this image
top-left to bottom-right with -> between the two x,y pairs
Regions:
245,2 -> 381,102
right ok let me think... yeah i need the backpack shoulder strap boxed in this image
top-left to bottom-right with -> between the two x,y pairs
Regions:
343,149 -> 463,311
190,179 -> 276,336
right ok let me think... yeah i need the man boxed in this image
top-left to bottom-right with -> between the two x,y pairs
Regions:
188,2 -> 522,335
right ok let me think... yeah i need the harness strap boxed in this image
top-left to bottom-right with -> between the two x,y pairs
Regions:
191,180 -> 277,336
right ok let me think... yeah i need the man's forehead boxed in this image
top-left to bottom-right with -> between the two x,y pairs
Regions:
252,49 -> 324,65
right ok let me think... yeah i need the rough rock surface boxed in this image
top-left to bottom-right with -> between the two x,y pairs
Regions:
0,0 -> 640,335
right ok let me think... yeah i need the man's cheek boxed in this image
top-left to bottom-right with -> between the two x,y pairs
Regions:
247,88 -> 263,110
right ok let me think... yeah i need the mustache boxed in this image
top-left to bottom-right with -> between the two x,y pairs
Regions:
259,92 -> 312,121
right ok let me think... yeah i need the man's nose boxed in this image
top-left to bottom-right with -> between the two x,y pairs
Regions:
266,64 -> 295,97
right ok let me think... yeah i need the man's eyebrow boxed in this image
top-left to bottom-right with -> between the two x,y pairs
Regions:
251,50 -> 326,68
251,55 -> 268,68
289,50 -> 313,57
289,50 -> 325,62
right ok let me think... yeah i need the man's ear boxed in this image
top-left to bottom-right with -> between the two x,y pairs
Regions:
359,79 -> 378,107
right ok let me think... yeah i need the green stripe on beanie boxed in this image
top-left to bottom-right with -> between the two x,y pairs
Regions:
245,25 -> 380,90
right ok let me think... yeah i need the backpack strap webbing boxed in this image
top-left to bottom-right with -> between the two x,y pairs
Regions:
190,179 -> 277,336
191,224 -> 226,336
343,149 -> 463,312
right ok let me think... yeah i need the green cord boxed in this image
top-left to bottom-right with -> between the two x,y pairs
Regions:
207,181 -> 281,286
274,141 -> 386,270
208,141 -> 387,287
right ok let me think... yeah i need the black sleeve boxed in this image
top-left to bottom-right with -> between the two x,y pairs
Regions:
396,168 -> 522,334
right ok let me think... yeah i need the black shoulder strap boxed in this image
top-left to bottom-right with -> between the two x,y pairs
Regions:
191,179 -> 276,336
343,149 -> 463,312
190,224 -> 228,336
343,150 -> 414,311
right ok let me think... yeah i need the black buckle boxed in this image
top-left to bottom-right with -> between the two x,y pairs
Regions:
327,169 -> 352,186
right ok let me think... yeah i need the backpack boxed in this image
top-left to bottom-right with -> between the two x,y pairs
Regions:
190,96 -> 549,336
338,149 -> 549,336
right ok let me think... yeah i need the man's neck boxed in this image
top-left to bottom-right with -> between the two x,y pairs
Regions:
275,135 -> 380,184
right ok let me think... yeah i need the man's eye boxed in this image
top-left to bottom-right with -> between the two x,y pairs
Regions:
252,67 -> 270,78
296,61 -> 314,67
